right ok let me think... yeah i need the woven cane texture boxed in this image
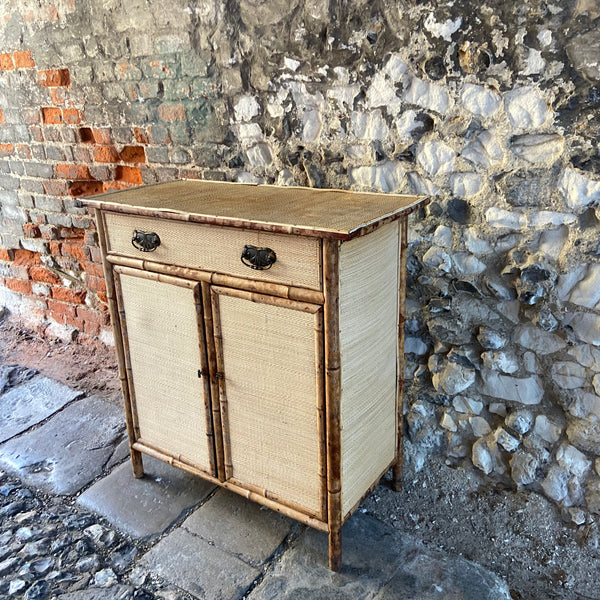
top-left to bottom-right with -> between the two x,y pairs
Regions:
118,273 -> 213,472
105,213 -> 321,291
339,221 -> 400,517
215,290 -> 323,516
84,180 -> 423,239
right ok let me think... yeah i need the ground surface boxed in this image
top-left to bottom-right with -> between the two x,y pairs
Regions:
1,317 -> 599,599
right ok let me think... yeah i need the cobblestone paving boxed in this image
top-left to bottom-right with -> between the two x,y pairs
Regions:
0,470 -> 197,600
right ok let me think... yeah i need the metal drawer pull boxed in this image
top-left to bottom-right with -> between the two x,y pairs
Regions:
131,230 -> 161,252
241,244 -> 277,270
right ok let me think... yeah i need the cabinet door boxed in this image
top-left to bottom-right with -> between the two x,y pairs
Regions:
115,269 -> 215,476
211,286 -> 325,519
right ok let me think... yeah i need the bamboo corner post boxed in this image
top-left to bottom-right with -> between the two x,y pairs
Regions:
84,182 -> 427,572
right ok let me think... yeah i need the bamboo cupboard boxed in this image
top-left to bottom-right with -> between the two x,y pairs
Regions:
83,180 -> 426,570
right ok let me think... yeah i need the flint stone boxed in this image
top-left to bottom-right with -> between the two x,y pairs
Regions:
465,228 -> 492,254
506,410 -> 534,435
233,95 -> 260,122
470,416 -> 492,437
586,479 -> 600,514
403,76 -> 451,114
489,403 -> 507,417
0,397 -> 125,495
558,168 -> 600,210
0,376 -> 82,443
351,110 -> 389,140
504,86 -> 552,130
453,396 -> 483,415
557,264 -> 588,301
533,415 -> 563,443
510,134 -> 564,164
432,361 -> 476,396
478,327 -> 507,350
450,172 -> 484,198
460,83 -> 501,117
513,325 -> 566,355
495,428 -> 520,452
441,411 -> 458,432
472,439 -> 494,474
350,161 -> 405,193
568,345 -> 600,371
481,351 -> 519,374
566,29 -> 600,83
405,336 -> 428,355
452,252 -> 486,275
432,225 -> 452,247
423,246 -> 452,272
485,207 -> 526,230
563,312 -> 600,346
416,140 -> 456,177
529,211 -> 576,228
481,370 -> 543,405
462,130 -> 504,169
551,361 -> 587,390
557,443 -> 591,477
567,419 -> 600,453
569,264 -> 600,309
541,466 -> 569,502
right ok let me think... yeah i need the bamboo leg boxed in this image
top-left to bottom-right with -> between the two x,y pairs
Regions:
392,217 -> 408,492
324,239 -> 343,571
95,209 -> 144,478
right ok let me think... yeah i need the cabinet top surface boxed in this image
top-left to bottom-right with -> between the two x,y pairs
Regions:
82,180 -> 426,240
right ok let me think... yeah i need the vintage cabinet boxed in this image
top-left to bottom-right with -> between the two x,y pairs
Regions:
83,180 -> 426,570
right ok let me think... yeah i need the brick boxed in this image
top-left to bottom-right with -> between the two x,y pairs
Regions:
29,126 -> 44,142
89,246 -> 102,264
77,305 -> 109,326
92,128 -> 112,144
0,144 -> 15,157
43,128 -> 63,142
119,145 -> 146,163
63,108 -> 82,125
0,248 -> 14,261
42,107 -> 62,124
35,195 -> 64,212
85,274 -> 107,293
16,144 -> 33,159
45,145 -> 66,161
50,88 -> 67,106
30,266 -> 61,284
93,146 -> 119,163
38,68 -> 70,87
62,240 -> 89,260
148,124 -> 171,144
102,181 -> 130,193
82,261 -> 104,278
133,127 -> 149,144
51,286 -> 87,304
23,223 -> 41,238
39,224 -> 59,240
13,50 -> 35,69
29,210 -> 47,224
69,180 -> 104,197
18,192 -> 35,208
57,164 -> 91,180
25,162 -> 54,178
0,53 -> 14,71
50,241 -> 61,254
72,146 -> 92,163
71,216 -> 92,229
23,109 -> 41,124
5,278 -> 32,294
0,109 -> 3,123
158,103 -> 186,122
21,238 -> 49,253
42,180 -> 69,196
115,165 -> 143,185
48,299 -> 77,322
46,213 -> 73,228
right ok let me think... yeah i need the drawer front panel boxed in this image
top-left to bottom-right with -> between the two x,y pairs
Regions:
104,213 -> 321,290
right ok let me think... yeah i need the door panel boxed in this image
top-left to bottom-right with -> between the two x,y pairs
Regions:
116,271 -> 215,474
212,286 -> 324,518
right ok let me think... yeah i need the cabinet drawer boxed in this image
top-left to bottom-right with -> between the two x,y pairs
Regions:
104,213 -> 322,290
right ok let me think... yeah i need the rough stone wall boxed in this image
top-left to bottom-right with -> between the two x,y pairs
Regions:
2,0 -> 600,520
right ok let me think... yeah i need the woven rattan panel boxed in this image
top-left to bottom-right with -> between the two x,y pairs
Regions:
118,273 -> 213,472
85,180 -> 422,239
339,221 -> 400,517
105,213 -> 321,290
215,291 -> 323,516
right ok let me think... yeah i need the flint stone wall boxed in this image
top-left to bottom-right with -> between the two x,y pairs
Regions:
1,0 -> 600,521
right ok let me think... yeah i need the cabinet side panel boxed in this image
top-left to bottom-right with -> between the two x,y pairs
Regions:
216,292 -> 323,517
339,221 -> 400,517
118,273 -> 213,472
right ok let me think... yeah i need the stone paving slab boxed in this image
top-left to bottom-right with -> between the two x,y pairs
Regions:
78,455 -> 215,539
182,488 -> 293,566
0,397 -> 125,495
0,374 -> 83,443
247,513 -> 511,600
141,527 -> 259,599
55,585 -> 133,599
